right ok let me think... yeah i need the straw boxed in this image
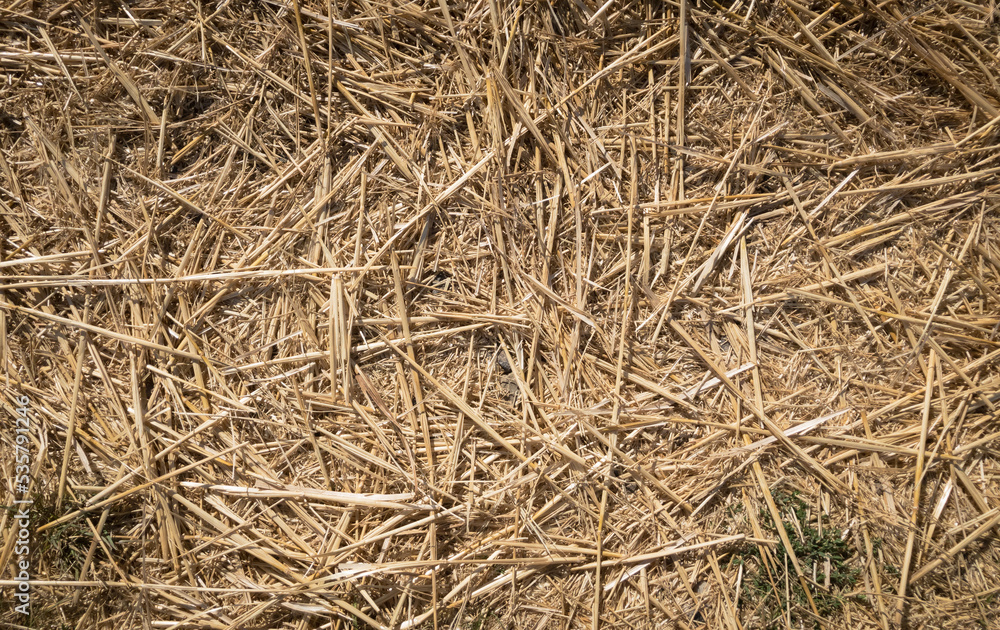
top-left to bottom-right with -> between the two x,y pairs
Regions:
2,1 -> 999,628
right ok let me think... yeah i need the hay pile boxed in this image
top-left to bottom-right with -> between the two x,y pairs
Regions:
2,0 -> 1000,628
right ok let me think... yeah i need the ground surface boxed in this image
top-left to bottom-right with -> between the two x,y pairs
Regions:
2,1 -> 1000,629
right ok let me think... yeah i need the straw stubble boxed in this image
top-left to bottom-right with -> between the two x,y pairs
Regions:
1,1 -> 999,629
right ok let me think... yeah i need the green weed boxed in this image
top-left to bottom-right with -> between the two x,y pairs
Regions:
737,490 -> 861,628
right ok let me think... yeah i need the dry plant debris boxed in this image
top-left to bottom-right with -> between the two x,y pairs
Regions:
2,0 -> 1000,628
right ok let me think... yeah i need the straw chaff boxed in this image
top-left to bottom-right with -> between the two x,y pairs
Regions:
2,0 -> 1000,628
